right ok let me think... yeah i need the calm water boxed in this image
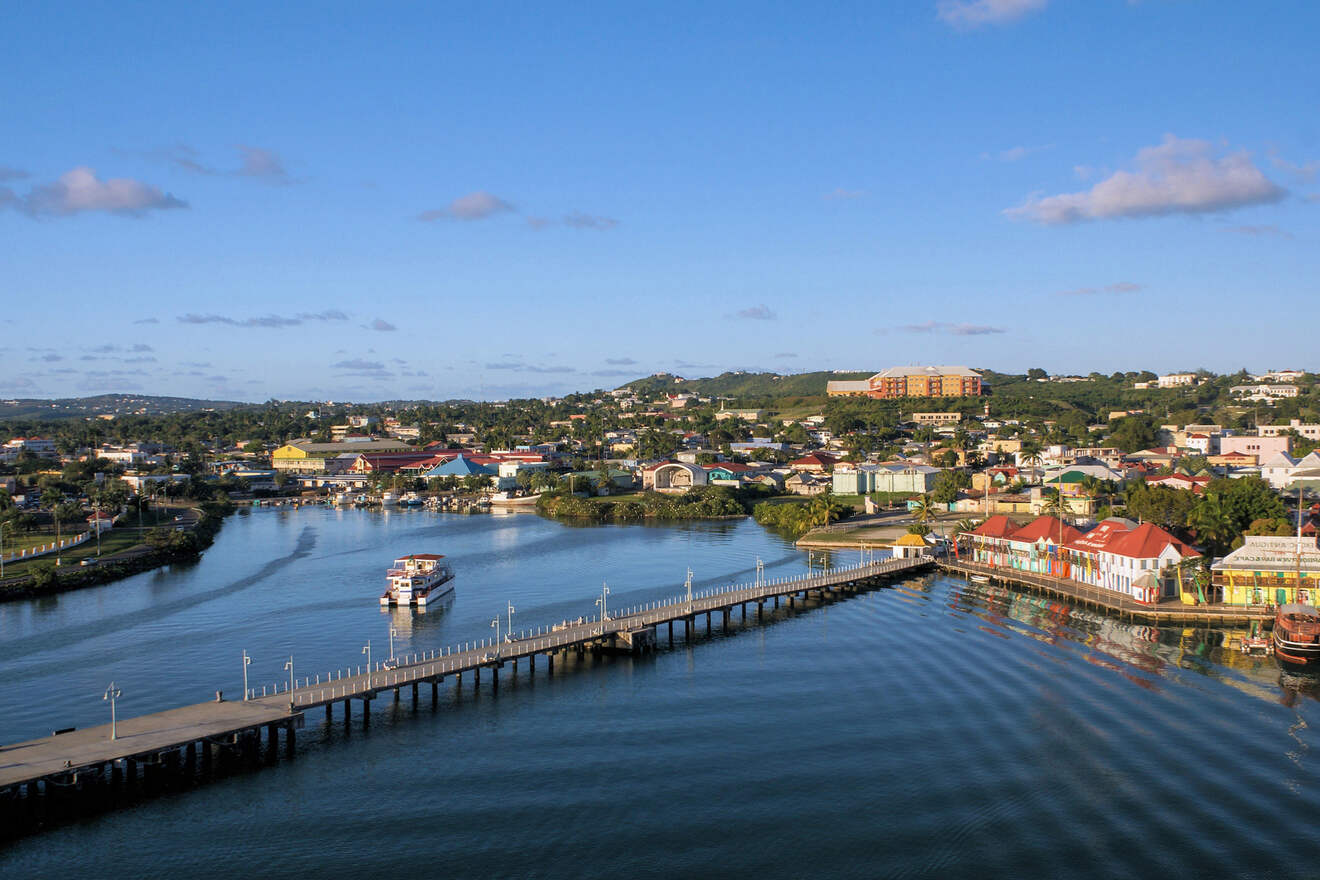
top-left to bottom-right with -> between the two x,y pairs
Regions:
2,507 -> 1319,878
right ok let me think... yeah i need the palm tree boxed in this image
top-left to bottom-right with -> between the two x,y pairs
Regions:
911,494 -> 934,528
1187,492 -> 1236,556
806,494 -> 844,528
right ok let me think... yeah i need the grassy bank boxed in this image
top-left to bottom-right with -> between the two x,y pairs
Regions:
536,486 -> 750,523
0,498 -> 234,602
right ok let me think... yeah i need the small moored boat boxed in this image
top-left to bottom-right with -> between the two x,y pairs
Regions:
1273,604 -> 1320,667
381,554 -> 455,607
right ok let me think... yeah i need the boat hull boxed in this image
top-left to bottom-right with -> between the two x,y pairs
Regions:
382,573 -> 455,607
1273,631 -> 1320,667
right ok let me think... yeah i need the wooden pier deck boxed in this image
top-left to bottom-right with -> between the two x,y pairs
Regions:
0,555 -> 932,821
939,559 -> 1273,625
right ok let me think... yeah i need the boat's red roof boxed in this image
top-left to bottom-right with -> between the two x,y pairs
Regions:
398,553 -> 445,560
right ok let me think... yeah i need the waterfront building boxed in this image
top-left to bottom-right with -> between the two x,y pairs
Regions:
644,462 -> 707,493
832,463 -> 939,496
826,366 -> 982,399
272,438 -> 411,473
1157,373 -> 1198,388
1212,535 -> 1320,606
963,516 -> 1199,603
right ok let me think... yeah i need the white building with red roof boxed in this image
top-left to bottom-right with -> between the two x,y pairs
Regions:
961,515 -> 1200,604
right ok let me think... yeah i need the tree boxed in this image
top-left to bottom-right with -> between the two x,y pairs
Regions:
1108,414 -> 1160,453
931,469 -> 970,505
911,494 -> 934,528
1026,368 -> 1048,381
1187,493 -> 1237,556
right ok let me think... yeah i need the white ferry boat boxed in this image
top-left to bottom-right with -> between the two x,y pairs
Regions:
381,554 -> 455,607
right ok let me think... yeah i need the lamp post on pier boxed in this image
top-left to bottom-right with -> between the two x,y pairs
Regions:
103,682 -> 122,740
596,583 -> 610,635
362,640 -> 371,687
685,568 -> 693,612
388,627 -> 397,663
242,650 -> 251,700
506,601 -> 516,641
490,617 -> 501,656
756,558 -> 765,590
284,656 -> 295,712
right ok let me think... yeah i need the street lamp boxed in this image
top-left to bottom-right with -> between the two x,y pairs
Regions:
0,520 -> 6,579
362,640 -> 371,686
284,656 -> 295,711
506,601 -> 516,641
103,682 -> 122,740
756,558 -> 765,589
388,627 -> 397,663
685,568 -> 693,612
242,650 -> 252,701
596,582 -> 610,635
490,617 -> 501,655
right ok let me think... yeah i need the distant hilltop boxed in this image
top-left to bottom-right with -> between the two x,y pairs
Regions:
0,394 -> 248,420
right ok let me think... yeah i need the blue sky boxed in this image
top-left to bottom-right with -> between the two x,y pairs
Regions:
3,1 -> 1317,402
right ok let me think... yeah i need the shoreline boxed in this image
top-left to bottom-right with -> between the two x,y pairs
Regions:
0,501 -> 231,604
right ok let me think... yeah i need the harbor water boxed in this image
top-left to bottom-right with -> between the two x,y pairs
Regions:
1,507 -> 1318,878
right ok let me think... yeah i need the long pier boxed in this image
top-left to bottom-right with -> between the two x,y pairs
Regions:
0,555 -> 931,833
939,559 -> 1273,625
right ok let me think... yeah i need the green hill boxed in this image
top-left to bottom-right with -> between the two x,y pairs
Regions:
622,370 -> 871,400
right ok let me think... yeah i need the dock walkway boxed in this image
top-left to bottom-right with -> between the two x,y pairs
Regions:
0,555 -> 933,814
939,559 -> 1273,625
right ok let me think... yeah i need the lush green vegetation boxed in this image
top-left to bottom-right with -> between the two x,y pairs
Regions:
752,495 -> 849,539
536,486 -> 748,523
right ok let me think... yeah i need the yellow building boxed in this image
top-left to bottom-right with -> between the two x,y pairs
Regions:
272,438 -> 411,473
1212,535 -> 1320,606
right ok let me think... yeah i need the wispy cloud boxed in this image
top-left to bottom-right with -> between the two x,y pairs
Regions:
332,359 -> 384,371
1006,135 -> 1285,225
418,191 -> 514,222
938,0 -> 1048,29
591,368 -> 638,378
177,310 -> 348,328
774,352 -> 799,359
1058,281 -> 1144,296
5,167 -> 186,217
605,357 -> 637,366
369,318 -> 397,332
735,305 -> 776,320
562,212 -> 618,230
132,317 -> 160,325
146,143 -> 293,183
982,144 -> 1054,162
1269,152 -> 1319,184
0,166 -> 29,182
1228,224 -> 1294,239
822,188 -> 865,200
234,145 -> 289,183
485,361 -> 576,374
902,321 -> 1006,336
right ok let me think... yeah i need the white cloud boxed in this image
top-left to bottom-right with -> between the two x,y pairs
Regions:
1006,135 -> 1286,225
1270,152 -> 1319,184
562,212 -> 618,230
1228,224 -> 1293,239
235,145 -> 288,182
11,167 -> 186,217
938,0 -> 1048,29
418,191 -> 514,222
982,144 -> 1053,162
902,321 -> 1005,335
735,305 -> 776,320
369,318 -> 397,332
